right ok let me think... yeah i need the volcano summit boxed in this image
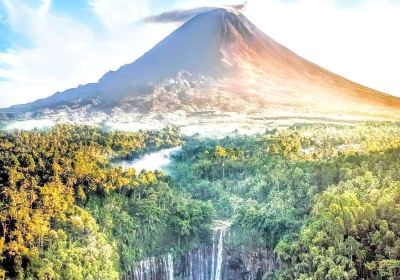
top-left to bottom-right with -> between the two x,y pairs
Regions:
2,8 -> 400,127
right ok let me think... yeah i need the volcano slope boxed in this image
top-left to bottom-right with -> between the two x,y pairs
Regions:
1,8 -> 400,127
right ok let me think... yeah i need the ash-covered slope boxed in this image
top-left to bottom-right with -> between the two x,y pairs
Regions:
2,8 -> 400,122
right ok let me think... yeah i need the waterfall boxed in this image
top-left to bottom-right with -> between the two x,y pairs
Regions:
214,229 -> 224,280
173,220 -> 230,280
210,232 -> 216,279
167,253 -> 174,280
189,252 -> 193,279
181,245 -> 212,280
123,254 -> 174,280
212,220 -> 229,280
122,220 -> 278,280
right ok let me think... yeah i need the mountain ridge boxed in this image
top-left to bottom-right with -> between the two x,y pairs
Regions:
2,7 -> 400,123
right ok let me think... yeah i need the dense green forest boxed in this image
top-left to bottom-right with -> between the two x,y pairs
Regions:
0,125 -> 212,279
1,122 -> 400,279
169,122 -> 400,279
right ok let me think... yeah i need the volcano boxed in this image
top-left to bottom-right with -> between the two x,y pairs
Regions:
2,8 -> 400,124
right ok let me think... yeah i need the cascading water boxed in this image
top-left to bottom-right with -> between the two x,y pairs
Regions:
178,220 -> 230,280
118,151 -> 275,280
210,232 -> 216,279
122,220 -> 276,280
167,254 -> 174,280
210,220 -> 229,280
214,229 -> 224,280
123,254 -> 175,280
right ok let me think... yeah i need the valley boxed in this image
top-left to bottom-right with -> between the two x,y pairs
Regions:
1,122 -> 400,279
1,5 -> 400,280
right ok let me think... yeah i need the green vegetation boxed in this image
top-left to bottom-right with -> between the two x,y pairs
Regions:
0,125 -> 212,279
169,122 -> 400,279
1,122 -> 400,279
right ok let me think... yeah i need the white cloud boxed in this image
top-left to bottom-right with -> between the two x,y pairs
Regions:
0,0 -> 399,108
244,0 -> 400,96
89,0 -> 149,28
0,0 -> 175,107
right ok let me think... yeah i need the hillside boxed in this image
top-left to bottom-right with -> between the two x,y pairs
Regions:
1,8 -> 400,125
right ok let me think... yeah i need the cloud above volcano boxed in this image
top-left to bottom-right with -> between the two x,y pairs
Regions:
144,2 -> 247,24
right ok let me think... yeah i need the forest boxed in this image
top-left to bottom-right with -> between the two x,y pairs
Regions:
170,122 -> 400,279
1,122 -> 400,279
0,125 -> 212,279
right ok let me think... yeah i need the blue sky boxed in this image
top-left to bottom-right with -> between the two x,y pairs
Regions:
0,0 -> 400,107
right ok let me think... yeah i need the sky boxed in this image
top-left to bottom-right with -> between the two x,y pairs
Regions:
0,0 -> 399,108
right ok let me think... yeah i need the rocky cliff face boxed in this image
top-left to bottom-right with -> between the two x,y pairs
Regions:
222,247 -> 276,280
122,226 -> 277,280
122,246 -> 277,280
174,245 -> 276,280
